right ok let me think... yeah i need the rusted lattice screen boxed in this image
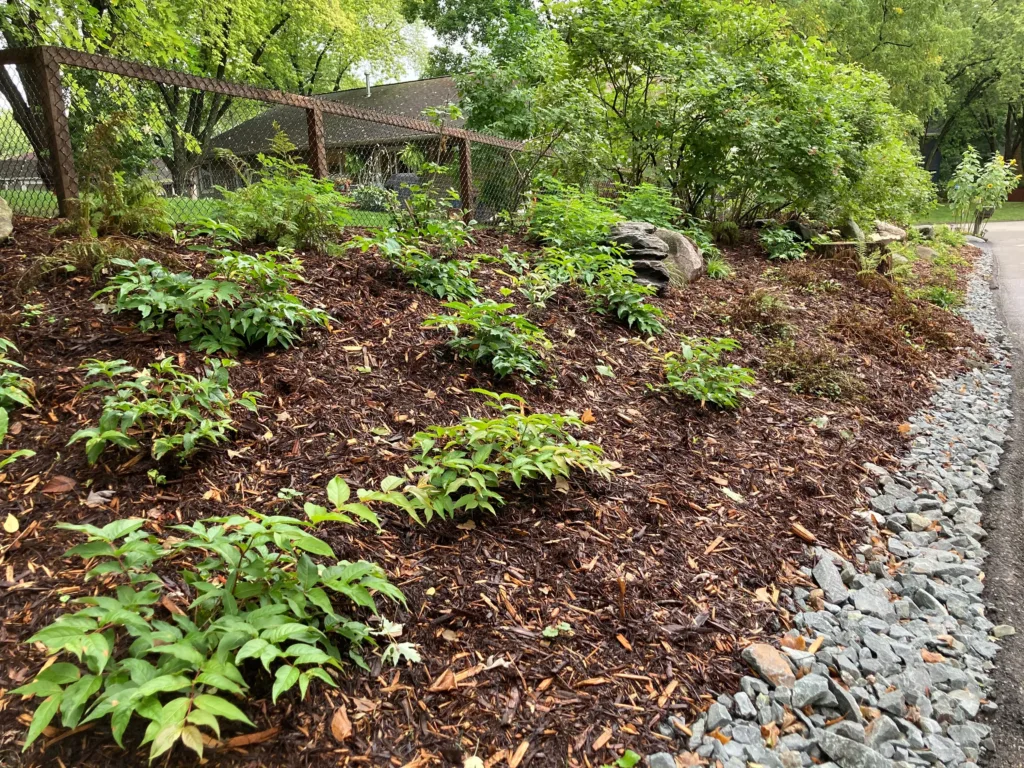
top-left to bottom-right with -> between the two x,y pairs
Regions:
0,46 -> 529,228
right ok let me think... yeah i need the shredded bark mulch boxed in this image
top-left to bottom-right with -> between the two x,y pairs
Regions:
0,218 -> 983,767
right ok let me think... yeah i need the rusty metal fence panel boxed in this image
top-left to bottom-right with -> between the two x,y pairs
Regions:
0,46 -> 533,229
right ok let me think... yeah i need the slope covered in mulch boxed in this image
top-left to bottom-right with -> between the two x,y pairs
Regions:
0,218 -> 982,767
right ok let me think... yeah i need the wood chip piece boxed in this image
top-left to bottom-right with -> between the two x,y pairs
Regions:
790,522 -> 817,543
508,740 -> 530,768
591,727 -> 613,752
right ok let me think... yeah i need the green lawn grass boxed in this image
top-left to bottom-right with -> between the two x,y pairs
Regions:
914,202 -> 1024,225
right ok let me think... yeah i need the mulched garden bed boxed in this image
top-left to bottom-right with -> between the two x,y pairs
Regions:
0,217 -> 983,767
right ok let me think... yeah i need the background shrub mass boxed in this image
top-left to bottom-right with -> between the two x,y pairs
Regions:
460,0 -> 936,229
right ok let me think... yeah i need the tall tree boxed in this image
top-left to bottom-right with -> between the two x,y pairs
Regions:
0,0 -> 418,193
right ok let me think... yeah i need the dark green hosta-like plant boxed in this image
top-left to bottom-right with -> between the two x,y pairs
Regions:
537,247 -> 664,335
424,300 -> 552,383
360,389 -> 611,523
351,231 -> 479,301
12,478 -> 406,761
98,249 -> 331,355
581,261 -> 665,336
659,336 -> 756,409
0,338 -> 35,470
69,357 -> 260,464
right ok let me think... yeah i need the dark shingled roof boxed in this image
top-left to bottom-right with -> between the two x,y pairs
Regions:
212,76 -> 462,156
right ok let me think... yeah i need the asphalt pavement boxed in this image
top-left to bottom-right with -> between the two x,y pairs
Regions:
972,221 -> 1024,766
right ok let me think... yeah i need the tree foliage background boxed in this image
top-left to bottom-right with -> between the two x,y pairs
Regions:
0,0 -> 420,193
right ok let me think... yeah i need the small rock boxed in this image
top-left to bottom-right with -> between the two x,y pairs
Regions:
706,702 -> 732,731
906,513 -> 932,532
646,753 -> 676,768
742,644 -> 796,688
992,624 -> 1016,638
733,691 -> 758,719
792,674 -> 833,708
817,730 -> 897,768
865,715 -> 902,749
814,554 -> 850,604
0,197 -> 11,241
853,585 -> 897,623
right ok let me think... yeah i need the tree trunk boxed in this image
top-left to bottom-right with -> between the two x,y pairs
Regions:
0,61 -> 57,192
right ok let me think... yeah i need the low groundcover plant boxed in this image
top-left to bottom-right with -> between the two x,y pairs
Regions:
12,477 -> 406,761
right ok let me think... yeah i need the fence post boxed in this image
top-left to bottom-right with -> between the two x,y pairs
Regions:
35,47 -> 78,216
458,137 -> 473,222
306,106 -> 329,179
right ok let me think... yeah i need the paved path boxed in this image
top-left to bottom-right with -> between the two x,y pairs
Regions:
975,222 -> 1024,766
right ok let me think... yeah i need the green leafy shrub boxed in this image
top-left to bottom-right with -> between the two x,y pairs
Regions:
511,271 -> 560,310
69,358 -> 260,464
535,246 -> 664,334
615,183 -> 680,228
216,129 -> 352,252
759,228 -> 807,261
705,253 -> 734,279
353,232 -> 478,301
582,262 -> 665,335
0,338 -> 36,470
424,301 -> 552,383
915,284 -> 963,309
351,184 -> 394,212
528,177 -> 622,248
0,338 -> 34,412
12,481 -> 404,760
383,152 -> 473,254
60,115 -> 171,238
659,336 -> 756,409
932,225 -> 968,249
99,250 -> 331,354
763,339 -> 863,400
360,390 -> 610,522
947,147 -> 1021,235
712,221 -> 740,246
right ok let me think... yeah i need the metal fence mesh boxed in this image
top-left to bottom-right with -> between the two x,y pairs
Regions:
0,60 -> 58,217
0,47 -> 535,231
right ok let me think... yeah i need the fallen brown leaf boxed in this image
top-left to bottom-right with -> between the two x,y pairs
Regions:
42,475 -> 76,494
330,705 -> 352,743
428,667 -> 457,692
676,753 -> 708,767
780,635 -> 806,651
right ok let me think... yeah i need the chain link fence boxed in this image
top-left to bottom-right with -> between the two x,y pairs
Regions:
0,47 -> 535,229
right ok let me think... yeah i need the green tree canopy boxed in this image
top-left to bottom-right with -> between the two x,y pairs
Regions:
0,0 -> 420,192
458,0 -> 934,224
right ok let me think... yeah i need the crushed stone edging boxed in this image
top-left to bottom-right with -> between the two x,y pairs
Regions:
647,247 -> 1014,768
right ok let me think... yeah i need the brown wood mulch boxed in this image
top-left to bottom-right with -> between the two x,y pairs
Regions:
0,218 -> 983,767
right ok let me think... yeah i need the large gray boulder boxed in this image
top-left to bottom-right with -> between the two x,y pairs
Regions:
785,219 -> 816,242
606,221 -> 703,295
873,220 -> 907,242
608,221 -> 670,259
0,197 -> 11,241
655,227 -> 703,286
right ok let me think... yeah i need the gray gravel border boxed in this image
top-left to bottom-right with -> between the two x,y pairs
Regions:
647,246 -> 1014,768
